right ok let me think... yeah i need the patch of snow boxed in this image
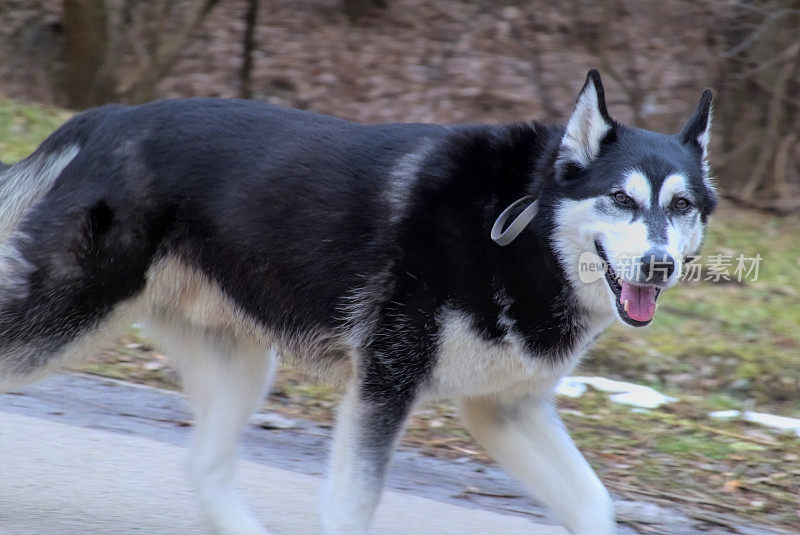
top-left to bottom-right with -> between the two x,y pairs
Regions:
251,412 -> 298,430
556,376 -> 677,409
556,376 -> 800,438
709,410 -> 800,437
555,379 -> 587,398
708,410 -> 740,419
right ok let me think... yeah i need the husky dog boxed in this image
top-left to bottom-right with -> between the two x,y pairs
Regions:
0,70 -> 715,534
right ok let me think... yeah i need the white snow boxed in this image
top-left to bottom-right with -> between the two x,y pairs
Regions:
556,376 -> 677,409
709,410 -> 800,437
555,376 -> 800,438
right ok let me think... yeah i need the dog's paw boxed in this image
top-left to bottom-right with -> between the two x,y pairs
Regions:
206,504 -> 272,535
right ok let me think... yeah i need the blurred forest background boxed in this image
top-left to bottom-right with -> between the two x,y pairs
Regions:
1,0 -> 800,210
1,1 -> 800,532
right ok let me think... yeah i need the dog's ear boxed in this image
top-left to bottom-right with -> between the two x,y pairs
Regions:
555,70 -> 615,181
678,89 -> 713,158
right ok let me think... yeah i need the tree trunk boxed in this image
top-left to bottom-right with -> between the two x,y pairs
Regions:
712,0 -> 800,207
342,0 -> 388,21
117,0 -> 221,103
63,0 -> 115,109
239,0 -> 259,99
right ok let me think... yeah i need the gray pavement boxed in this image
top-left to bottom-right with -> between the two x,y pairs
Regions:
0,409 -> 564,535
0,374 -> 787,535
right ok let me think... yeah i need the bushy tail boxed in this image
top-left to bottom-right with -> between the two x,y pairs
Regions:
0,144 -> 80,242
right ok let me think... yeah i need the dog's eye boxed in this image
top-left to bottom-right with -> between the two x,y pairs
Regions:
671,197 -> 692,211
612,191 -> 632,206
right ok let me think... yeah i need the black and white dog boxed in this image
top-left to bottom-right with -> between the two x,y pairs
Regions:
0,70 -> 715,534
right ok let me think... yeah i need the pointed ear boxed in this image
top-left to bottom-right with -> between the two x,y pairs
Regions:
679,89 -> 713,155
556,70 -> 615,179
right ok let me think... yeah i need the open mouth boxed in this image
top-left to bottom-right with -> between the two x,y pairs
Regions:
594,240 -> 662,327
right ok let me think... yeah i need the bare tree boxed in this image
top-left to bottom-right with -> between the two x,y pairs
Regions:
63,0 -> 114,108
568,0 -> 650,125
62,0 -> 221,108
342,0 -> 388,21
708,0 -> 800,210
239,0 -> 259,99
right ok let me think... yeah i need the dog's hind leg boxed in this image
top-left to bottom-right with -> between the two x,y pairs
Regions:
461,393 -> 615,535
146,320 -> 277,535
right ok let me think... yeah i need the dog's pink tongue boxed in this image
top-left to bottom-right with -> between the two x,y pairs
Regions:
620,282 -> 657,322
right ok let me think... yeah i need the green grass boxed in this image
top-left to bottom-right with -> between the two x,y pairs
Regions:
0,98 -> 73,163
560,391 -> 799,529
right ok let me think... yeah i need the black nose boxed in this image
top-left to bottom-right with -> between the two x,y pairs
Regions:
640,250 -> 676,283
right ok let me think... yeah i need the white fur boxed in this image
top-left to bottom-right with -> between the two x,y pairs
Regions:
658,173 -> 705,283
697,106 -> 713,188
0,146 -> 81,318
0,233 -> 35,304
622,171 -> 651,207
552,197 -> 652,315
145,319 -> 277,535
144,256 -> 365,534
0,146 -> 81,314
558,83 -> 611,168
599,216 -> 653,273
461,395 -> 615,535
321,306 -> 612,535
429,309 -> 614,535
552,173 -> 707,323
666,210 -> 704,278
426,308 -> 595,400
0,145 -> 80,241
320,381 -> 395,535
0,252 -> 347,533
2,249 -> 282,535
385,142 -> 433,224
658,174 -> 688,209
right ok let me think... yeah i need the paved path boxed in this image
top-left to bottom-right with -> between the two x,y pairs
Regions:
0,409 -> 565,534
0,374 -> 785,535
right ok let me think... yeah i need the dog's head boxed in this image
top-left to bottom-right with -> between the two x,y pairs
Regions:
545,70 -> 717,327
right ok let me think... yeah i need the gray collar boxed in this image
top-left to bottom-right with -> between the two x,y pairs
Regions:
490,196 -> 538,246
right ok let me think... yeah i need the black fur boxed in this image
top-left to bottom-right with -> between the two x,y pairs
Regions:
2,88 -> 715,378
0,73 -> 718,533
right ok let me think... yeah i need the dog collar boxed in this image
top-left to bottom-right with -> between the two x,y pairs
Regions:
490,196 -> 538,246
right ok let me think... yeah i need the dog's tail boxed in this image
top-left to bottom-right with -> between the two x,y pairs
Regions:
0,105 -> 125,243
0,106 -> 138,390
0,144 -> 82,243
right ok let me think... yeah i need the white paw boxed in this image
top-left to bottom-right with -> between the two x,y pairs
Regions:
563,491 -> 616,535
203,496 -> 271,535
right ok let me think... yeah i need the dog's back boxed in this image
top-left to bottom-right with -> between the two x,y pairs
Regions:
0,99 -> 451,383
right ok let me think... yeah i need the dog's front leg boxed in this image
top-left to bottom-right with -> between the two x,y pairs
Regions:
320,361 -> 417,535
461,393 -> 615,535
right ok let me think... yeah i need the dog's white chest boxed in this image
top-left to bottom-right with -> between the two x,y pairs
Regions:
425,310 -> 583,400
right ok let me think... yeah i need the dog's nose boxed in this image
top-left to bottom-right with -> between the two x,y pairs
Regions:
640,250 -> 676,283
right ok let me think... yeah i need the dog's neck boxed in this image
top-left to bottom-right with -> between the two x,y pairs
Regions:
408,121 -> 603,360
